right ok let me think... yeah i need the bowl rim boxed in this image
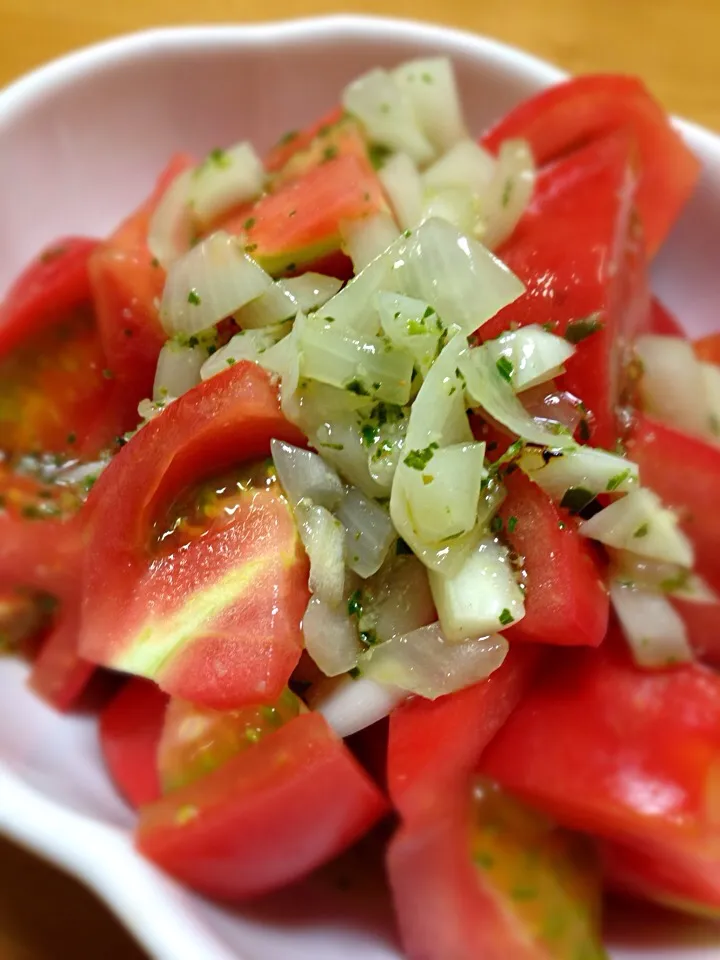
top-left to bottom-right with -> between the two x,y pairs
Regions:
0,15 -> 718,960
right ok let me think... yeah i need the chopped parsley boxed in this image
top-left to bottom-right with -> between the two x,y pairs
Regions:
361,424 -> 380,447
348,666 -> 362,680
368,143 -> 393,170
490,516 -> 503,533
208,147 -> 231,168
322,145 -> 338,163
319,442 -> 344,451
507,515 -> 518,533
102,368 -> 114,380
606,469 -> 630,492
66,432 -> 77,445
564,314 -> 604,344
40,245 -> 67,263
560,486 -> 595,514
345,378 -> 370,396
495,355 -> 514,383
150,257 -> 160,268
499,608 -> 515,626
404,442 -> 439,471
243,217 -> 256,230
501,179 -> 513,208
347,590 -> 363,618
633,522 -> 650,538
187,288 -> 202,305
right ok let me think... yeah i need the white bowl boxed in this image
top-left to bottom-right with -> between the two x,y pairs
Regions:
1,16 -> 719,960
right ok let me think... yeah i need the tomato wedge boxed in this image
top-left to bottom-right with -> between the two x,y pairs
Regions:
694,333 -> 720,364
265,106 -> 345,173
482,132 -> 649,448
671,594 -> 720,667
99,678 -> 168,808
137,711 -> 387,900
81,362 -> 309,709
481,75 -> 699,255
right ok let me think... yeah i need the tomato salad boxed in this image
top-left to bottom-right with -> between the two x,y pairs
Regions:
1,57 -> 718,957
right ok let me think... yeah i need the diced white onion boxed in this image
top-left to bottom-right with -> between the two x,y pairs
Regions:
335,486 -> 396,578
421,185 -> 479,235
279,273 -> 343,313
485,325 -> 575,393
342,68 -> 435,166
392,58 -> 467,154
341,212 -> 401,272
295,501 -> 346,607
429,537 -> 525,641
422,139 -> 495,196
363,554 -> 437,643
477,477 -> 507,531
187,142 -> 264,227
315,241 -> 402,334
153,340 -> 205,401
54,458 -> 109,492
379,153 -> 423,230
608,549 -> 716,603
147,168 -> 195,269
610,581 -> 693,669
270,439 -> 344,510
404,332 -> 471,450
160,231 -> 274,336
579,488 -> 694,567
302,597 -> 361,677
700,361 -> 720,441
311,674 -> 406,738
364,622 -> 508,699
312,416 -> 387,499
200,325 -> 288,380
635,335 -> 710,439
480,139 -> 536,250
518,446 -> 639,501
459,344 -> 575,447
235,284 -> 297,329
137,397 -> 172,423
376,292 -> 444,376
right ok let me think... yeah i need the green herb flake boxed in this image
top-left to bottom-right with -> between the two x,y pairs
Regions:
511,887 -> 537,902
319,442 -> 344,451
421,72 -> 433,84
490,515 -> 503,533
348,666 -> 362,680
243,217 -> 256,231
474,851 -> 494,870
150,256 -> 160,268
499,608 -> 515,626
322,145 -> 338,163
347,590 -> 363,618
175,804 -> 199,826
278,130 -> 298,146
633,522 -> 650,538
40,245 -> 67,264
368,143 -> 392,170
560,487 -> 595,514
226,358 -> 236,367
102,368 -> 114,380
406,317 -> 427,336
245,243 -> 258,254
187,288 -> 202,305
208,147 -> 231,168
507,515 -> 518,533
404,442 -> 439,471
66,432 -> 77,445
495,355 -> 514,383
501,179 -> 513,208
345,378 -> 370,396
361,424 -> 380,447
606,468 -> 630,492
422,474 -> 434,486
564,314 -> 604,344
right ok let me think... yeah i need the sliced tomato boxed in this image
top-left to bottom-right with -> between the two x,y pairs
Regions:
387,776 -> 606,960
671,595 -> 720,666
264,106 -> 345,173
388,645 -> 541,819
497,471 -> 609,647
269,114 -> 375,190
0,588 -> 51,657
627,412 -> 720,594
89,153 -> 195,427
481,133 -> 649,448
81,362 -> 309,709
137,711 -> 387,900
694,333 -> 720,365
480,630 -> 720,868
481,75 -> 700,255
99,678 -> 168,808
27,599 -> 95,710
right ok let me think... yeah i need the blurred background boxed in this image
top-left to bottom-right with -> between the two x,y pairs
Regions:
0,0 -> 716,956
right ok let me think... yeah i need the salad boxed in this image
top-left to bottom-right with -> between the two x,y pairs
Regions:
1,54 -> 719,959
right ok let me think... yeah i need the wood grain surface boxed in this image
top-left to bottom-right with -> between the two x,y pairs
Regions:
0,0 -> 716,957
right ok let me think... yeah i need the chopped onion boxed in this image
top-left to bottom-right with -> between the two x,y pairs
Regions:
579,488 -> 694,567
200,324 -> 288,380
310,674 -> 406,738
311,416 -> 387,499
315,249 -> 399,335
364,622 -> 508,699
404,332 -> 472,450
518,445 -> 639,501
429,537 -> 525,641
363,554 -> 437,642
459,344 -> 575,447
422,139 -> 495,196
298,316 -> 414,405
635,335 -> 710,439
608,549 -> 716,603
379,153 -> 423,230
477,476 -> 507,531
270,439 -> 344,510
421,185 -> 479,235
54,458 -> 109,494
147,168 -> 195,268
342,68 -> 435,166
485,325 -> 575,393
302,597 -> 361,677
153,340 -> 205,401
480,139 -> 536,250
160,231 -> 274,336
392,58 -> 467,154
235,284 -> 297,329
376,291 -> 444,376
700,361 -> 720,440
295,501 -> 346,607
137,397 -> 172,423
610,581 -> 693,669
187,142 -> 264,227
394,219 -> 525,336
335,486 -> 396,578
279,273 -> 343,313
341,212 -> 401,272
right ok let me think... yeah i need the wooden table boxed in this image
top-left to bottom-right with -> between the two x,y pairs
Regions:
0,0 -> 717,956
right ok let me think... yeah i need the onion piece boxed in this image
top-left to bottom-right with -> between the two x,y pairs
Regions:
422,139 -> 495,196
295,501 -> 346,607
485,324 -> 575,393
235,284 -> 297,329
160,231 -> 274,336
200,324 -> 288,380
362,554 -> 437,643
311,416 -> 387,500
700,361 -> 720,440
279,273 -> 343,313
376,292 -> 444,376
310,674 -> 406,738
579,488 -> 694,567
608,549 -> 716,603
341,212 -> 401,272
342,68 -> 435,166
459,344 -> 575,448
147,168 -> 195,268
336,486 -> 396,578
404,331 -> 471,450
364,622 -> 508,699
518,446 -> 639,501
421,185 -> 479,235
302,597 -> 361,677
379,153 -> 423,230
153,340 -> 206,401
315,248 -> 399,335
270,439 -> 344,510
477,476 -> 507,531
429,537 -> 525,641
392,58 -> 467,154
610,581 -> 693,669
480,139 -> 536,250
187,142 -> 264,227
635,335 -> 710,439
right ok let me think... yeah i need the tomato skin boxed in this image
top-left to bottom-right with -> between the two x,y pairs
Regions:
481,75 -> 700,256
482,133 -> 649,448
626,412 -> 720,594
480,631 -> 720,862
694,333 -> 720,364
99,679 -> 168,808
499,471 -> 609,647
81,362 -> 309,709
388,645 -> 541,819
136,711 -> 387,900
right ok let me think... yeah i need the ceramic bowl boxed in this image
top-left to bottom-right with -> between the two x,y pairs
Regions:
1,15 -> 719,960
